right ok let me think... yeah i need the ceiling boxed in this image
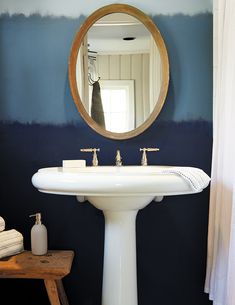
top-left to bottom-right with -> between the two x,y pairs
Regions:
87,13 -> 151,55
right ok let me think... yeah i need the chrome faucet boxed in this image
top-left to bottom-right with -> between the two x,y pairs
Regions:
140,148 -> 160,166
115,150 -> 122,166
80,148 -> 100,166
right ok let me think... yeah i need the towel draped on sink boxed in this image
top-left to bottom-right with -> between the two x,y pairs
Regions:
160,166 -> 211,192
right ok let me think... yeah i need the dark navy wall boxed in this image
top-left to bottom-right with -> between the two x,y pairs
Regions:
0,12 -> 212,305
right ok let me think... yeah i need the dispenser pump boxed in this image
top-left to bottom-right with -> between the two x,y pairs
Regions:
29,212 -> 48,255
30,213 -> 42,225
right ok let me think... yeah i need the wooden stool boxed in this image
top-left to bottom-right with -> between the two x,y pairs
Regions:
0,250 -> 74,305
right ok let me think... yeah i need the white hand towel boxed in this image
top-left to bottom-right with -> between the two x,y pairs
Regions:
0,242 -> 24,259
160,166 -> 211,192
0,229 -> 23,243
0,234 -> 23,250
0,216 -> 5,232
0,229 -> 24,259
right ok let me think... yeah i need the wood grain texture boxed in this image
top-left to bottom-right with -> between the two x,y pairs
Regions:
0,250 -> 74,305
45,279 -> 61,305
56,279 -> 70,305
0,250 -> 74,280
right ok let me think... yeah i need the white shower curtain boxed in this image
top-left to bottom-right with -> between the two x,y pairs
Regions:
205,0 -> 235,304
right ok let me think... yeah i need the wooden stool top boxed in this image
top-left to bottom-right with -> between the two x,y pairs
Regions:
0,250 -> 74,280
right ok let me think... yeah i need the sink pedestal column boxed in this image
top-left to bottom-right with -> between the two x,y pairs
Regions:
102,210 -> 138,305
88,195 -> 154,305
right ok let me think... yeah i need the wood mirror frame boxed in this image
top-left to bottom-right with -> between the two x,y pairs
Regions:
68,4 -> 169,140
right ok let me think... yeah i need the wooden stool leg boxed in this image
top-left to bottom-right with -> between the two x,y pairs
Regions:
56,279 -> 69,305
44,279 -> 61,305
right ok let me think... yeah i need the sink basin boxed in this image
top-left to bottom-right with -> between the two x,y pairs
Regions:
32,165 -> 202,197
32,165 -> 210,305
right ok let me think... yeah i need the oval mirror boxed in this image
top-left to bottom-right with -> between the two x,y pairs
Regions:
69,4 -> 169,140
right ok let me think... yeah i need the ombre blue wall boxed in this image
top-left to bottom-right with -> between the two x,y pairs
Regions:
0,1 -> 213,305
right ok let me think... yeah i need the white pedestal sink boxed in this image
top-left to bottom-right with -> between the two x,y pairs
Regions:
32,165 -> 210,305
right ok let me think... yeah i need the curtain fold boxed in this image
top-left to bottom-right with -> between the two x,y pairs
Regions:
205,0 -> 235,304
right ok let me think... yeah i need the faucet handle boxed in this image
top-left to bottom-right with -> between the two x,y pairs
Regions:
140,147 -> 160,166
80,148 -> 100,166
116,149 -> 122,166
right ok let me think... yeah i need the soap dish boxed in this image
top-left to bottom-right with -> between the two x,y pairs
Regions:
62,160 -> 86,168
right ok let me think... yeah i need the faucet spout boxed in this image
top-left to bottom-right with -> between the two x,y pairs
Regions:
116,150 -> 122,166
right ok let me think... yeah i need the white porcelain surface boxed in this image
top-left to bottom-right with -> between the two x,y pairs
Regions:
32,165 -> 199,198
32,165 -> 209,305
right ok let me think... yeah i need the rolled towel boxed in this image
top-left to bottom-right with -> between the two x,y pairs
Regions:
160,166 -> 211,192
0,216 -> 5,232
0,229 -> 24,259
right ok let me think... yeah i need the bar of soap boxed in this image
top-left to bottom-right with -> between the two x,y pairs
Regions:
62,160 -> 86,168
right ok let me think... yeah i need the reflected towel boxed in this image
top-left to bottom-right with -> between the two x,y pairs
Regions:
91,80 -> 106,128
160,166 -> 211,192
0,216 -> 5,232
0,229 -> 24,259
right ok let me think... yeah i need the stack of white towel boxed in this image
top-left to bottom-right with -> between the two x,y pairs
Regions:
0,216 -> 24,259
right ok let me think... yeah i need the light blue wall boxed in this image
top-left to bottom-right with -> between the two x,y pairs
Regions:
0,13 -> 212,124
0,0 -> 212,16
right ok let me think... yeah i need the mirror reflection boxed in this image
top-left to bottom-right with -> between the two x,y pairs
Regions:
76,13 -> 162,133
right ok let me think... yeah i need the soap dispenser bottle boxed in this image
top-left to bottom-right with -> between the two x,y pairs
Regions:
29,213 -> 48,255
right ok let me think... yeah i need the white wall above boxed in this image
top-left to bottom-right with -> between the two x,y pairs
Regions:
0,0 -> 212,17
